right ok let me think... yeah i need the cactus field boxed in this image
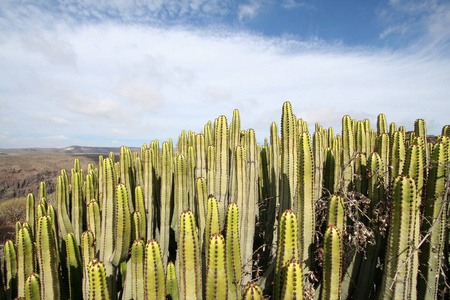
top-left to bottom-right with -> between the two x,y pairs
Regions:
0,101 -> 449,299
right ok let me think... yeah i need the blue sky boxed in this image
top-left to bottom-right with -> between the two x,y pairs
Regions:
0,0 -> 449,148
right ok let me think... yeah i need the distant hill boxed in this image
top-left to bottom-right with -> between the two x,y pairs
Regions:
0,146 -> 138,199
0,145 -> 140,155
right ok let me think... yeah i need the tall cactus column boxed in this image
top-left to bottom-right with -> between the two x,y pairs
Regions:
378,175 -> 420,300
419,142 -> 448,299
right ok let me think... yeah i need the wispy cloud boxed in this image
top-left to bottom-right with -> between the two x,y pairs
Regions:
0,1 -> 448,148
238,1 -> 261,21
378,0 -> 450,52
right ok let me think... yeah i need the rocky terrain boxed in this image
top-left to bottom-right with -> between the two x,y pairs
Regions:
0,146 -> 138,200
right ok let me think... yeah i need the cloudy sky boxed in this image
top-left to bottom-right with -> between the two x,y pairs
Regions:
1,0 -> 449,148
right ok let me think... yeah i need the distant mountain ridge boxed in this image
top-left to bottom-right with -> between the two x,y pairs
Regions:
0,145 -> 140,155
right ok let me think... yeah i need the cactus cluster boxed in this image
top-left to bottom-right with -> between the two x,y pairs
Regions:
0,102 -> 449,300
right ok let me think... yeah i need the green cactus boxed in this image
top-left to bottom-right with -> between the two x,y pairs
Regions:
375,133 -> 390,185
129,239 -> 145,300
178,210 -> 202,300
205,196 -> 221,260
66,232 -> 83,300
56,174 -> 73,240
213,115 -> 230,230
4,239 -> 18,300
195,177 -> 208,250
159,141 -> 173,266
25,194 -> 35,237
144,239 -> 166,300
377,114 -> 387,134
353,152 -> 368,195
341,115 -> 355,192
110,183 -> 132,267
17,226 -> 35,298
24,273 -> 40,300
280,101 -> 298,214
242,281 -> 264,300
280,259 -> 303,300
225,202 -> 242,299
378,175 -> 420,300
418,142 -> 448,299
142,148 -> 155,240
321,225 -> 343,300
166,261 -> 179,300
296,131 -> 315,286
206,233 -> 228,300
87,199 -> 101,243
389,131 -> 406,179
195,134 -> 207,180
275,210 -> 299,299
414,119 -> 429,166
324,147 -> 337,195
87,258 -> 110,300
99,157 -> 117,298
81,230 -> 96,300
173,154 -> 188,232
243,129 -> 259,284
119,146 -> 135,213
71,170 -> 84,243
313,130 -> 324,201
36,215 -> 60,299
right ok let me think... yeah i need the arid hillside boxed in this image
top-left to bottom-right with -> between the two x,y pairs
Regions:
0,146 -> 135,200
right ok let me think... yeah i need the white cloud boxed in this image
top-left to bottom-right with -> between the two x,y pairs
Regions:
48,117 -> 71,125
238,1 -> 261,20
282,0 -> 315,10
204,87 -> 232,101
378,0 -> 450,52
116,80 -> 164,111
43,135 -> 69,140
0,2 -> 448,148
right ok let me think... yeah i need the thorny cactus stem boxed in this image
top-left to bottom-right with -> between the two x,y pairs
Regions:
178,210 -> 202,300
378,175 -> 419,300
144,239 -> 165,300
275,210 -> 300,299
226,202 -> 242,299
280,259 -> 303,300
419,142 -> 448,299
205,233 -> 228,300
242,281 -> 264,300
87,258 -> 110,300
321,225 -> 343,300
36,215 -> 60,300
166,261 -> 179,300
24,273 -> 40,300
